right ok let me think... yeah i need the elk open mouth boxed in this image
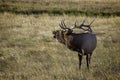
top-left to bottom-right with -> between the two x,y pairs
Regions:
52,31 -> 56,38
53,35 -> 56,38
52,33 -> 56,38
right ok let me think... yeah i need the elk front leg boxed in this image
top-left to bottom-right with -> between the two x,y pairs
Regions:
78,53 -> 82,70
86,53 -> 92,70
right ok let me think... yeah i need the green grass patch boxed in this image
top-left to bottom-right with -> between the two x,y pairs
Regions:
0,0 -> 120,16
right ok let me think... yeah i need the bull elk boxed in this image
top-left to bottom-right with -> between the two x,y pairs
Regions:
52,19 -> 97,70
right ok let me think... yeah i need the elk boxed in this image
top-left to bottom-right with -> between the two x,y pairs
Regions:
52,19 -> 97,70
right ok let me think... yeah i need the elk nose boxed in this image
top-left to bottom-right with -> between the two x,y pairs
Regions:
53,36 -> 56,38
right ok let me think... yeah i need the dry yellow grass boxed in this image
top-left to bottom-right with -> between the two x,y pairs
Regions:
0,13 -> 120,80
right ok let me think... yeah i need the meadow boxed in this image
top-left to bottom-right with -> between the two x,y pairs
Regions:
0,0 -> 120,80
0,0 -> 120,16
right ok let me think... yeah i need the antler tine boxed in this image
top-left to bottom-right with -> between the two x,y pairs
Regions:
76,18 -> 86,28
71,20 -> 78,29
81,18 -> 86,25
71,18 -> 86,29
81,18 -> 95,32
59,23 -> 63,29
89,18 -> 95,26
59,19 -> 70,30
62,19 -> 67,28
59,20 -> 65,29
82,18 -> 86,23
74,20 -> 77,27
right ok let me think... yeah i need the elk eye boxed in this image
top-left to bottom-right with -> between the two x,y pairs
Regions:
52,31 -> 55,34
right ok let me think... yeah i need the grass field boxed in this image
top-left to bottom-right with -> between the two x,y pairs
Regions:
0,0 -> 120,80
0,0 -> 120,16
0,13 -> 120,80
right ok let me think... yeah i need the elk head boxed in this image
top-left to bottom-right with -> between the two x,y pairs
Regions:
52,20 -> 73,44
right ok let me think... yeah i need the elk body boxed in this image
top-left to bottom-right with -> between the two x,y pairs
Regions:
52,19 -> 97,70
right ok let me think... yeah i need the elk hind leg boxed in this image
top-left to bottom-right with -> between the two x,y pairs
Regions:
86,53 -> 91,70
78,53 -> 82,70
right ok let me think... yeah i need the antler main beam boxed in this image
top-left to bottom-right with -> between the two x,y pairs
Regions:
72,18 -> 95,32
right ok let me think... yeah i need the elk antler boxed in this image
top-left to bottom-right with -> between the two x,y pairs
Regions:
88,18 -> 95,27
72,18 -> 95,32
59,19 -> 70,30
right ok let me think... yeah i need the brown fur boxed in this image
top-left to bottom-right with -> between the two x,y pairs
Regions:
53,29 -> 73,48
